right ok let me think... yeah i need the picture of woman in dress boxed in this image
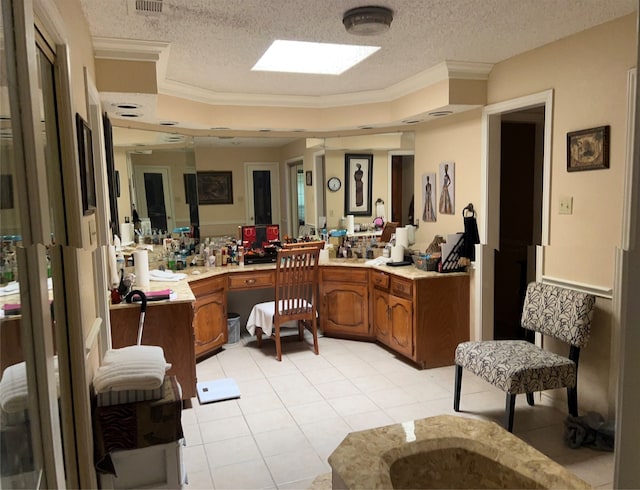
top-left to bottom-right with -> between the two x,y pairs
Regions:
422,173 -> 436,222
354,163 -> 364,207
439,162 -> 454,215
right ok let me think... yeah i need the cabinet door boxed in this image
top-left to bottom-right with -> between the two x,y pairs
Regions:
372,288 -> 391,344
191,276 -> 227,358
193,292 -> 227,357
321,282 -> 370,337
389,295 -> 413,358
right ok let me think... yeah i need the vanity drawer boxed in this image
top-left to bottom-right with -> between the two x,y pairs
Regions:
390,276 -> 413,299
370,270 -> 390,290
228,270 -> 275,290
320,267 -> 368,284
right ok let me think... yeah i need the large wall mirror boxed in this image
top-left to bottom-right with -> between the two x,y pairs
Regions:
109,125 -> 415,241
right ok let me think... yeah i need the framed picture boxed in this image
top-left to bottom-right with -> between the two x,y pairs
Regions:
421,172 -> 437,222
305,170 -> 313,186
438,161 -> 455,215
344,154 -> 373,216
76,113 -> 96,215
197,171 -> 233,204
567,125 -> 610,171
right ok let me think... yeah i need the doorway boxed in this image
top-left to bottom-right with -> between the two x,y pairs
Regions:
478,90 -> 552,342
494,112 -> 544,339
390,153 -> 415,225
132,165 -> 175,233
245,162 -> 280,226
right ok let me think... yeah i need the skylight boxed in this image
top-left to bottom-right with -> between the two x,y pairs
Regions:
251,40 -> 380,75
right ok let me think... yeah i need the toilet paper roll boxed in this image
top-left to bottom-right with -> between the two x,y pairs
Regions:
319,249 -> 329,264
120,223 -> 134,245
108,245 -> 119,287
406,225 -> 416,245
396,227 -> 409,249
346,215 -> 355,235
391,244 -> 405,263
133,249 -> 150,287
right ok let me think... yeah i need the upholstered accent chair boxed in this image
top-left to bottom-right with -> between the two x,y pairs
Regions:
454,282 -> 596,432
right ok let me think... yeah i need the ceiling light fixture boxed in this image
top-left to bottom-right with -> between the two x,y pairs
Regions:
343,6 -> 393,36
429,110 -> 453,117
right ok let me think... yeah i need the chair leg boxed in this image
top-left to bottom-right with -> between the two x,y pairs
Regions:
298,320 -> 304,341
567,386 -> 578,416
275,325 -> 282,362
505,394 -> 516,432
256,327 -> 262,347
526,392 -> 534,406
310,318 -> 319,355
453,365 -> 462,412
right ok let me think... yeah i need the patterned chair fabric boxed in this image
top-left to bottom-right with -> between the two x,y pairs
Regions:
520,282 -> 595,348
454,281 -> 596,431
454,340 -> 576,394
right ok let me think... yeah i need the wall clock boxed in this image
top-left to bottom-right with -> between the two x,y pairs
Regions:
327,177 -> 341,192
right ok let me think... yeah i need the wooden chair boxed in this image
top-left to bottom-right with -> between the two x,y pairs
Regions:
252,246 -> 320,361
454,282 -> 596,432
281,240 -> 325,250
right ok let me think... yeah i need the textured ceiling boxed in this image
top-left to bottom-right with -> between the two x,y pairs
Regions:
78,0 -> 636,146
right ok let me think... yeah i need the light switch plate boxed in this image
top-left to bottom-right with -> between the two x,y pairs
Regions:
559,196 -> 573,215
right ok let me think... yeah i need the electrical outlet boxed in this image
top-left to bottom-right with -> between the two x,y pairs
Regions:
559,196 -> 573,215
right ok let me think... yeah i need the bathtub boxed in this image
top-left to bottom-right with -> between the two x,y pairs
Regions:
328,415 -> 590,489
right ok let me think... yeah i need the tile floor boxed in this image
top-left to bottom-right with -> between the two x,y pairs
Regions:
181,332 -> 614,489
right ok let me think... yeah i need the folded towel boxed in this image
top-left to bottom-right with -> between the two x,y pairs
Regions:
0,358 -> 59,413
149,270 -> 186,282
0,281 -> 19,297
94,345 -> 171,393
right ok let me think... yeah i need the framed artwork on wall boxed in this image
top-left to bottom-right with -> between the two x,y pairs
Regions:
438,161 -> 455,215
421,172 -> 437,222
197,171 -> 233,205
76,113 -> 96,215
344,153 -> 373,216
567,125 -> 610,171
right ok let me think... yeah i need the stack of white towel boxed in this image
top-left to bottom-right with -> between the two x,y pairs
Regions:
93,345 -> 171,394
0,358 -> 59,414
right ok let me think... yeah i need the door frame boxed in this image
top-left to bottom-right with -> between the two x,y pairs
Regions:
244,162 -> 281,226
313,150 -> 326,231
387,150 -> 414,224
132,164 -> 175,233
477,89 -> 553,341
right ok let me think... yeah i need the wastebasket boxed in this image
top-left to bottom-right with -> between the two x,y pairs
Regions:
227,312 -> 240,344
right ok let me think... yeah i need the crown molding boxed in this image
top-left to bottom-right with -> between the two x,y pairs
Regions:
92,37 -> 170,62
158,60 -> 494,109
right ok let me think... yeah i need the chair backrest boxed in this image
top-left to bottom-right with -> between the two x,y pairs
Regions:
274,246 -> 320,320
521,282 -> 596,348
281,240 -> 325,250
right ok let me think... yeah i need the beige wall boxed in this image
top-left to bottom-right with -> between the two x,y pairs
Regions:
194,146 -> 283,237
408,14 -> 636,416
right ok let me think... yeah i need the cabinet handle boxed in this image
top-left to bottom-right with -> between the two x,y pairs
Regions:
245,279 -> 256,284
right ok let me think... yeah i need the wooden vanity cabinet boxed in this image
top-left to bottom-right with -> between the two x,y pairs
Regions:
190,275 -> 227,359
371,270 -> 470,368
371,271 -> 414,358
319,267 -> 372,339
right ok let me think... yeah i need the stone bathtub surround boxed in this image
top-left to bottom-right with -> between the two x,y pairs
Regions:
328,415 -> 590,489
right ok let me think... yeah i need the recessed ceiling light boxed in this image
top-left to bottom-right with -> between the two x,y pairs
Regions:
358,125 -> 374,130
159,121 -> 178,126
402,119 -> 423,124
210,127 -> 230,130
429,111 -> 453,117
117,112 -> 141,118
252,40 -> 380,75
292,129 -> 306,132
259,129 -> 272,132
113,103 -> 141,110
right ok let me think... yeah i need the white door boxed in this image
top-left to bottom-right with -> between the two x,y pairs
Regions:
133,165 -> 175,233
245,162 -> 280,226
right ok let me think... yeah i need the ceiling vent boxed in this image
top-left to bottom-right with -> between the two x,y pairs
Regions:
133,0 -> 163,14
